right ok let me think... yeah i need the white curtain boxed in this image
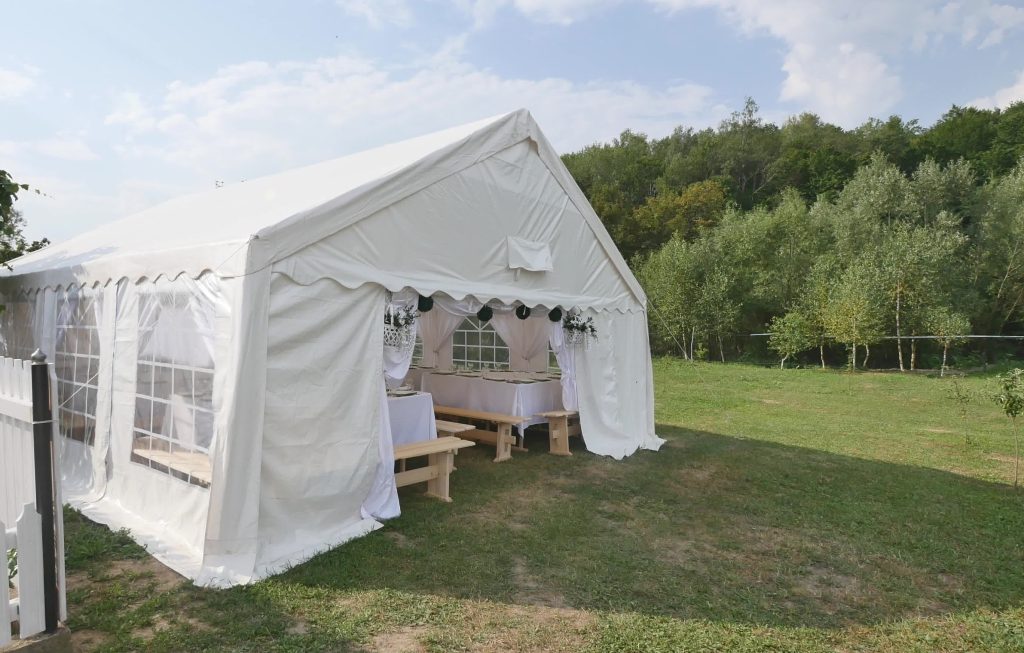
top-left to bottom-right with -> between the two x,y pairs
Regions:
492,313 -> 550,372
361,378 -> 400,520
572,310 -> 665,459
416,296 -> 486,368
548,322 -> 578,411
383,319 -> 417,389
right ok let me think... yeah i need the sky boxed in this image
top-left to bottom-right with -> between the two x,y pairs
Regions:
3,0 -> 1024,243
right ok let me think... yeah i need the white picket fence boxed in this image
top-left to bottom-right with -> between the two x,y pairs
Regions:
2,506 -> 47,644
0,356 -> 65,646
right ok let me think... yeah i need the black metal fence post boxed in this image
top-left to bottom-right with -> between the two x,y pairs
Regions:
30,348 -> 59,633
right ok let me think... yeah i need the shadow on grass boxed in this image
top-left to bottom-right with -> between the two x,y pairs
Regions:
280,424 -> 1024,630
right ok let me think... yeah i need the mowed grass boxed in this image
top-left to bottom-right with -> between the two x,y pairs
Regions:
64,360 -> 1024,652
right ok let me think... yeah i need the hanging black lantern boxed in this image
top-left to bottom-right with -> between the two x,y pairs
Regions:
515,305 -> 531,320
477,306 -> 493,322
417,295 -> 434,313
548,307 -> 563,322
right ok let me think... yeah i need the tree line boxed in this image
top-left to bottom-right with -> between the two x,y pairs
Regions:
561,100 -> 1024,370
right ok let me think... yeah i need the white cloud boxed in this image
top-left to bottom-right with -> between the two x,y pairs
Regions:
0,65 -> 39,101
453,0 -> 1024,126
102,53 -> 726,180
34,136 -> 100,161
971,70 -> 1024,109
0,135 -> 99,162
105,91 -> 156,131
336,0 -> 414,28
638,0 -> 1024,126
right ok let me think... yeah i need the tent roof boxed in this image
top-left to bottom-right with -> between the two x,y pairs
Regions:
2,109 -> 644,306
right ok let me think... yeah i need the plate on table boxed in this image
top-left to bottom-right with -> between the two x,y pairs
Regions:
389,390 -> 417,397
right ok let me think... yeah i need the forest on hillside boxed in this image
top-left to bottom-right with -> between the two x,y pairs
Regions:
561,99 -> 1024,370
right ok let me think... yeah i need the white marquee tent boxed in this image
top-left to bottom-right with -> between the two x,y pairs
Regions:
0,109 -> 663,586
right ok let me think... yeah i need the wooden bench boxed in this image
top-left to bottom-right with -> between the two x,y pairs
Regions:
537,410 -> 582,456
393,436 -> 475,502
435,419 -> 475,436
432,405 -> 528,462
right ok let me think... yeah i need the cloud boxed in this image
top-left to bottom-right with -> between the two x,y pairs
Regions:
453,0 -> 1024,126
34,137 -> 100,161
336,0 -> 414,28
0,135 -> 99,162
0,65 -> 39,101
971,70 -> 1024,109
102,53 -> 727,179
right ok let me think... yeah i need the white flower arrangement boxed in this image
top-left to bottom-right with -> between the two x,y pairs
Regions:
563,310 -> 597,348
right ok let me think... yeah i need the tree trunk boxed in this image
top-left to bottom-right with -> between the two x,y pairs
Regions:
690,326 -> 696,360
864,343 -> 871,369
718,334 -> 725,363
1014,418 -> 1020,490
820,343 -> 826,369
910,336 -> 917,371
895,290 -> 905,371
781,354 -> 787,369
850,343 -> 857,371
941,343 -> 949,377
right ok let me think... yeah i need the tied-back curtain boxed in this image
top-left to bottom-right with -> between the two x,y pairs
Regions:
417,307 -> 463,368
491,313 -> 550,372
548,322 -> 578,411
383,319 -> 417,388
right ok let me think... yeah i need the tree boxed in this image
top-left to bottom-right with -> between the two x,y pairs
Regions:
824,260 -> 886,370
993,369 -> 1024,489
768,311 -> 814,368
0,170 -> 48,265
927,307 -> 971,376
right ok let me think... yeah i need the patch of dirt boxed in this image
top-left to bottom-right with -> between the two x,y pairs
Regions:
456,601 -> 597,652
923,427 -> 955,434
471,484 -> 572,533
107,558 -> 184,593
367,626 -> 428,652
70,629 -> 110,652
793,564 -> 862,613
510,555 -> 567,608
287,619 -> 310,636
759,398 -> 783,405
134,614 -> 211,641
988,453 -> 1019,465
385,530 -> 413,549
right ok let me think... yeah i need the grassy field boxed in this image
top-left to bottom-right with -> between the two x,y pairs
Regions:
63,360 -> 1024,652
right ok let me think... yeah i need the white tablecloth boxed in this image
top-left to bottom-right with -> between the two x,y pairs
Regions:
421,373 -> 563,428
387,392 -> 438,447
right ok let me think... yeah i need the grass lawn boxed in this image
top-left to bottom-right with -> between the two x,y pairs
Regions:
63,360 -> 1024,652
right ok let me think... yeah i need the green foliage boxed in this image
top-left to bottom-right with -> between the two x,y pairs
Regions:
580,99 -> 1024,370
993,368 -> 1024,488
768,310 -> 814,368
823,258 -> 887,369
0,170 -> 49,265
948,379 -> 976,445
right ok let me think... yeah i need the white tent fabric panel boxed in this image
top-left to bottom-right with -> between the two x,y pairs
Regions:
574,310 -> 664,459
255,275 -> 386,578
271,140 -> 638,312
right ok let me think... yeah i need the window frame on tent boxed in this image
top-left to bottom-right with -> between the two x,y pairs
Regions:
452,316 -> 510,370
54,286 -> 102,447
129,277 -> 218,489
